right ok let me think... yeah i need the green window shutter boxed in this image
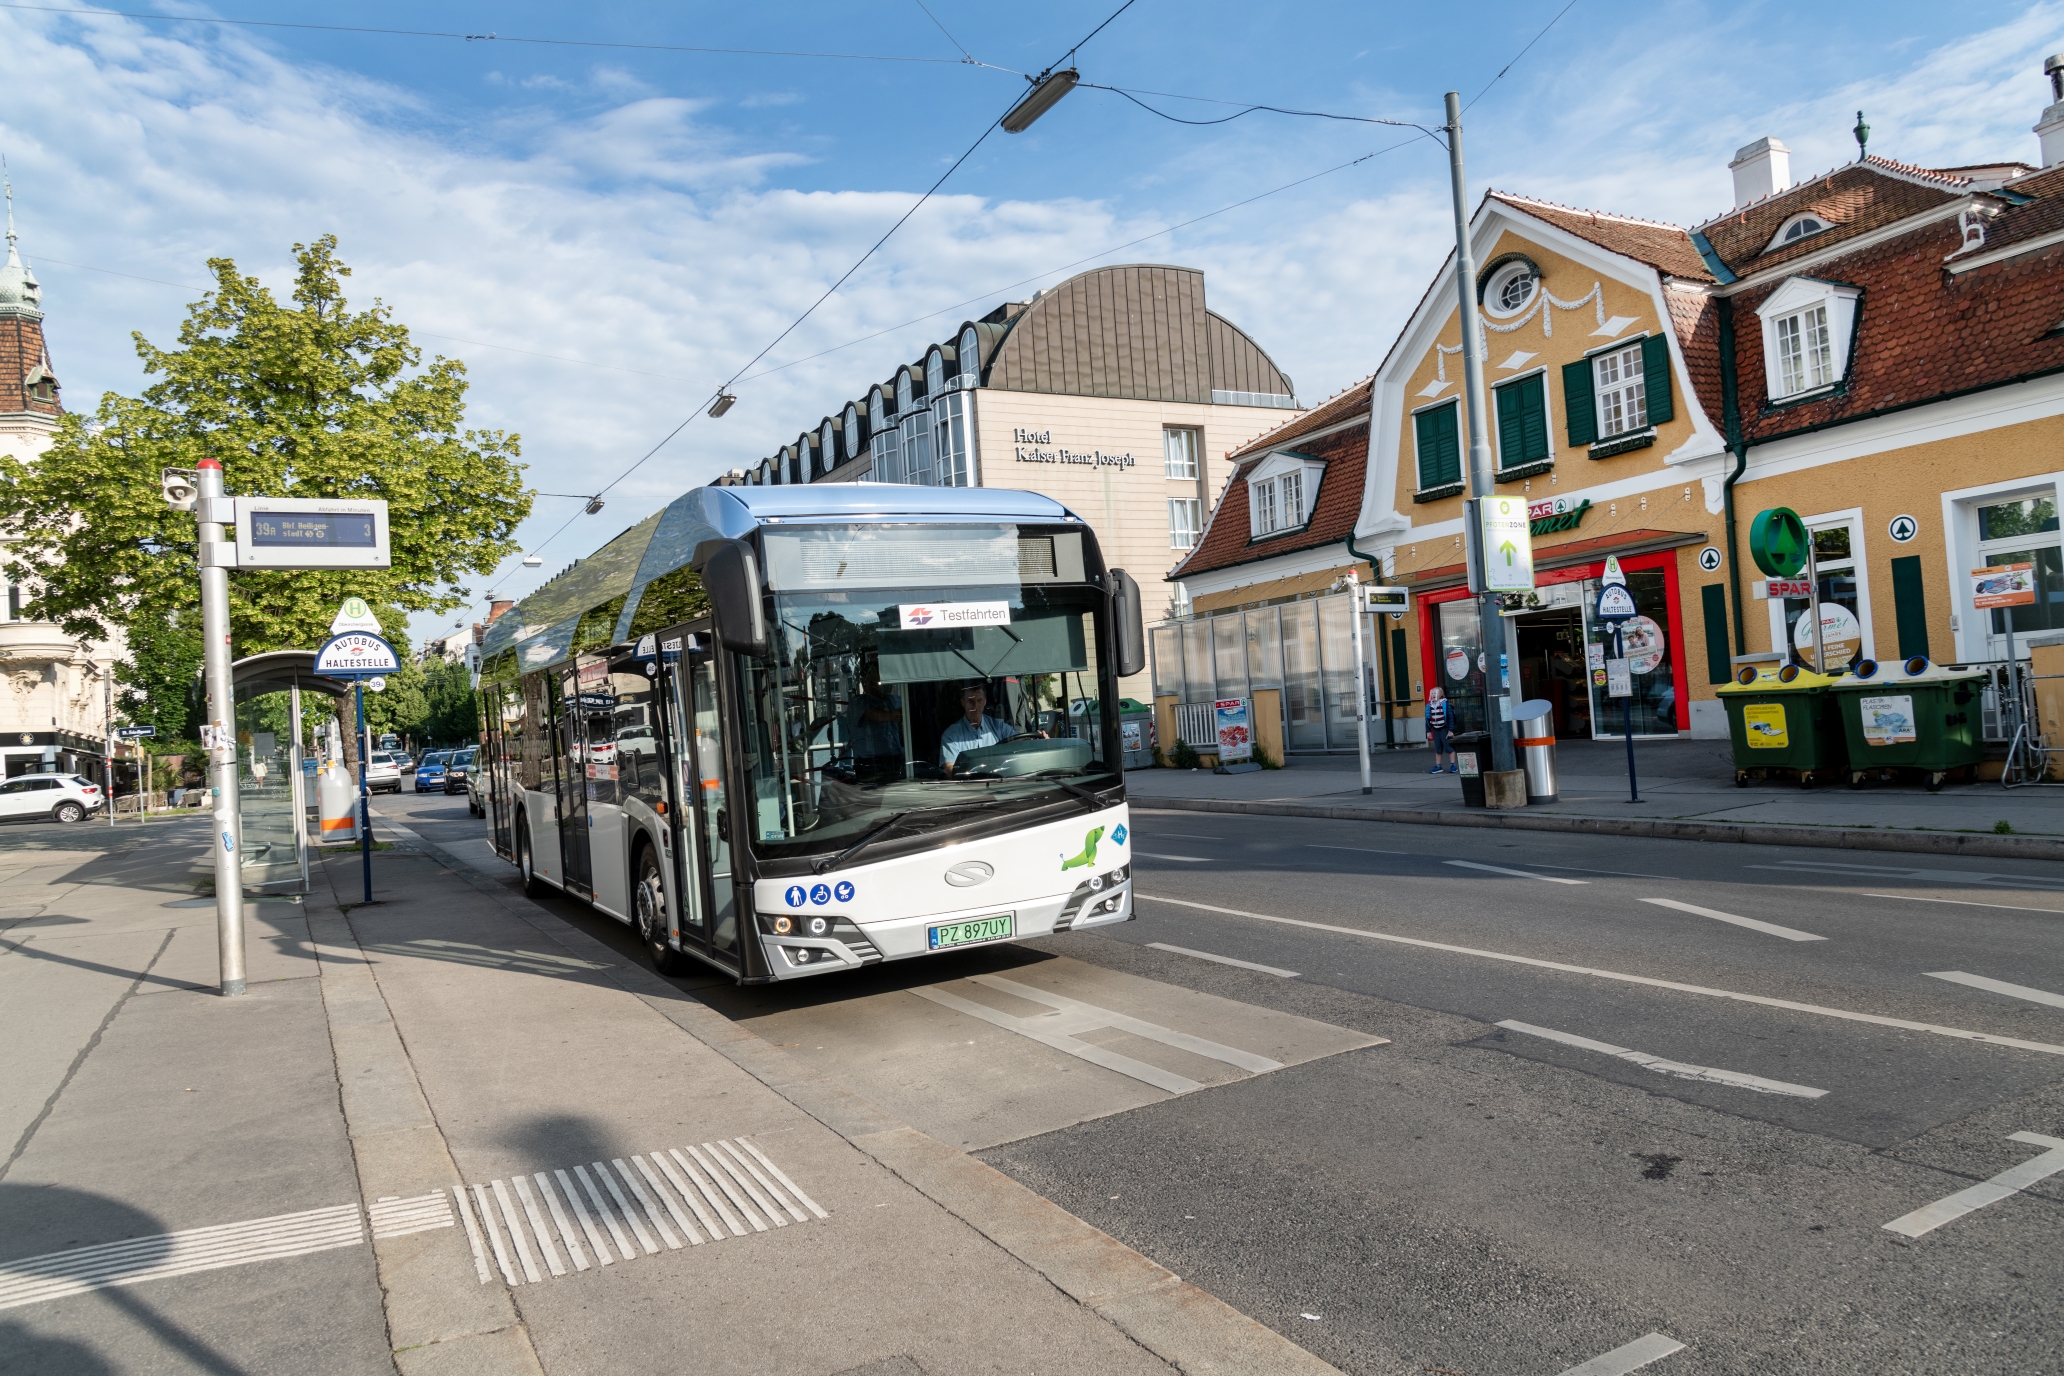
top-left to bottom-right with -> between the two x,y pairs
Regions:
1415,403 -> 1461,488
1701,583 -> 1732,684
1561,360 -> 1596,447
1495,382 -> 1522,470
1641,333 -> 1675,426
1495,375 -> 1549,470
1390,627 -> 1410,703
1891,555 -> 1930,660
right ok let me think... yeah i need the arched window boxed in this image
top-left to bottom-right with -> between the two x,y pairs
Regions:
843,402 -> 863,459
959,326 -> 981,383
1767,214 -> 1830,252
820,420 -> 838,472
926,348 -> 946,397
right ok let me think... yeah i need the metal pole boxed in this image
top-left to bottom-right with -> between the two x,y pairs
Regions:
1377,612 -> 1397,749
1444,90 -> 1515,776
1618,624 -> 1640,803
1349,574 -> 1372,793
357,681 -> 373,904
104,666 -> 114,827
196,458 -> 245,997
1805,534 -> 1825,674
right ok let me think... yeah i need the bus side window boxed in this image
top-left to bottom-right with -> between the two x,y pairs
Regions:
519,673 -> 547,791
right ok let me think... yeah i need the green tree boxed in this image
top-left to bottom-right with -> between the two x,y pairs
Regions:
423,657 -> 481,744
120,608 -> 204,746
0,235 -> 531,669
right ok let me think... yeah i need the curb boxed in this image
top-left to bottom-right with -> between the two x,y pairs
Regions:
1131,796 -> 2064,861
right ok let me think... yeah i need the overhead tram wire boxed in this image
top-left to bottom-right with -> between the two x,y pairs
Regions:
0,2 -> 969,63
1465,0 -> 1581,109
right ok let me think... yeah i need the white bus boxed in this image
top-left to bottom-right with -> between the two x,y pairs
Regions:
475,484 -> 1145,983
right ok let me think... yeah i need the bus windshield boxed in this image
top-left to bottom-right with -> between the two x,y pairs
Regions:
737,523 -> 1117,857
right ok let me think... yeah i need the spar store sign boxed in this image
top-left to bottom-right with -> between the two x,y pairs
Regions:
314,632 -> 402,680
1527,496 -> 1591,536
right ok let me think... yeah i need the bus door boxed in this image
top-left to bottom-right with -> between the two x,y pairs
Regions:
556,657 -> 606,898
656,627 -> 738,963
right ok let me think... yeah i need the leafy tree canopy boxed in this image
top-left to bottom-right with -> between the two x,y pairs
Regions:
0,237 -> 532,662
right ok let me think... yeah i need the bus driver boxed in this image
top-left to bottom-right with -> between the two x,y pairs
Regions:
940,682 -> 1042,775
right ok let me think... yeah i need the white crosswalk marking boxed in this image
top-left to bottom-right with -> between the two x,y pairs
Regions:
0,1140 -> 828,1311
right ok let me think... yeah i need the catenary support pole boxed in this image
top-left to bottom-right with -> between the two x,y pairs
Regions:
1349,571 -> 1372,793
196,459 -> 245,997
356,681 -> 373,905
1443,90 -> 1515,775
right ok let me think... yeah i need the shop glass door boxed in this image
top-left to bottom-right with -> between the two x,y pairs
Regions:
1974,494 -> 2064,661
1584,571 -> 1680,738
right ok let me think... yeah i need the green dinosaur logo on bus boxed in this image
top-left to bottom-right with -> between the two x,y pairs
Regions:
1061,827 -> 1105,871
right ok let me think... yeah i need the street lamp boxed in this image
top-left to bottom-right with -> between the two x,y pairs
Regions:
1002,69 -> 1079,133
709,392 -> 737,418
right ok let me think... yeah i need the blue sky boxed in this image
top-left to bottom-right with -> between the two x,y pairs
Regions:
2,0 -> 2058,648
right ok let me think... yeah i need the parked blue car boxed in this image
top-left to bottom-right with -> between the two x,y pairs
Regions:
413,751 -> 452,792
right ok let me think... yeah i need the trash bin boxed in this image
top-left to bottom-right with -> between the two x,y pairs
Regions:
1829,657 -> 1985,792
1512,699 -> 1557,804
1716,663 -> 1849,788
1117,698 -> 1157,770
1452,730 -> 1490,808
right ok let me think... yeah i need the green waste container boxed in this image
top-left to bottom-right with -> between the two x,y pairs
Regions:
1716,663 -> 1849,787
1828,658 -> 1985,792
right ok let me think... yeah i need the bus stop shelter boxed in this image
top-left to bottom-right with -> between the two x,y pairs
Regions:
230,650 -> 352,895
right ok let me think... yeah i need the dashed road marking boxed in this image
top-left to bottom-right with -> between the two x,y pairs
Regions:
1135,852 -> 1212,862
1148,942 -> 1299,978
1927,971 -> 2064,1010
1865,892 -> 2064,916
369,1193 -> 454,1239
1558,1332 -> 1685,1375
0,1204 -> 364,1312
1641,897 -> 1825,942
1497,1020 -> 1828,1098
912,973 -> 1285,1094
1446,860 -> 1587,884
1139,894 -> 2064,1057
1883,1133 -> 2064,1238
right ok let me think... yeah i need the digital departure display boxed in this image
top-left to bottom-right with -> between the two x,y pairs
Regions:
249,511 -> 377,548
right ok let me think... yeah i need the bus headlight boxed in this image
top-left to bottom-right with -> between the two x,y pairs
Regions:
807,916 -> 829,937
773,915 -> 793,935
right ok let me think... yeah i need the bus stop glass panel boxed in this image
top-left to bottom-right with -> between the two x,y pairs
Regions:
1584,571 -> 1679,737
1246,607 -> 1283,688
1319,595 -> 1358,746
1213,614 -> 1249,701
235,688 -> 306,894
1150,623 -> 1180,698
1282,601 -> 1325,750
1182,619 -> 1213,702
1436,599 -> 1488,735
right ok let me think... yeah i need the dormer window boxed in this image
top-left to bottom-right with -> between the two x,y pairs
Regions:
925,349 -> 945,398
1245,450 -> 1324,539
1754,276 -> 1862,403
959,326 -> 981,383
843,403 -> 863,459
1767,213 -> 1830,252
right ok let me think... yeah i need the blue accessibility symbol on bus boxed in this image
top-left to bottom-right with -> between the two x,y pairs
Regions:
784,885 -> 807,908
1111,824 -> 1128,847
809,883 -> 832,906
833,880 -> 855,903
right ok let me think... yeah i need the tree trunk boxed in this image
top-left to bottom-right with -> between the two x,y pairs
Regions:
335,697 -> 360,773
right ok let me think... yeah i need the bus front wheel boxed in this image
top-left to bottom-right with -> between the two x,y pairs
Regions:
517,821 -> 548,899
635,847 -> 687,975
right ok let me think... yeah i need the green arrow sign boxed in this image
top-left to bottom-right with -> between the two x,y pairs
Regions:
1749,507 -> 1809,578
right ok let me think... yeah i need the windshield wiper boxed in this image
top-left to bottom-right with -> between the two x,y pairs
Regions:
812,799 -> 1008,874
1038,776 -> 1107,810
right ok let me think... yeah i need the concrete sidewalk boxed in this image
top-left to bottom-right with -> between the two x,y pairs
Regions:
2,815 -> 1342,1375
1131,737 -> 2064,859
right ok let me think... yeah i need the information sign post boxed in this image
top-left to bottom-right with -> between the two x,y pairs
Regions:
1596,558 -> 1641,803
315,631 -> 402,905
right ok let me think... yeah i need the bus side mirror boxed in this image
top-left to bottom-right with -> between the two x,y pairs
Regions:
695,538 -> 767,656
1109,568 -> 1146,678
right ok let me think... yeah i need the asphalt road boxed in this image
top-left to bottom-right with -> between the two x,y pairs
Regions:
378,788 -> 2064,1375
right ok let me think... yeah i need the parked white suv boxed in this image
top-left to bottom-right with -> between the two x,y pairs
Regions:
365,751 -> 403,794
0,774 -> 104,824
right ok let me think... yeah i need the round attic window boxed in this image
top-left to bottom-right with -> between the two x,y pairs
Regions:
1482,259 -> 1539,319
1780,215 -> 1828,244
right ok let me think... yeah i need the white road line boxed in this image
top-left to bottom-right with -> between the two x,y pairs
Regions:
451,1187 -> 492,1284
1641,897 -> 1826,943
511,1176 -> 566,1276
368,1193 -> 454,1239
712,1141 -> 795,1226
738,1138 -> 829,1220
671,1149 -> 747,1237
1148,942 -> 1300,978
686,1145 -> 769,1232
0,1204 -> 364,1312
1446,859 -> 1587,884
650,1150 -> 724,1240
1557,1332 -> 1686,1376
1752,862 -> 2064,893
490,1180 -> 542,1283
573,1164 -> 636,1260
533,1174 -> 589,1271
611,1158 -> 683,1250
1530,863 -> 1674,880
1138,894 -> 2064,1057
980,974 -> 1289,1075
1306,844 -> 1410,855
592,1161 -> 658,1254
555,1169 -> 615,1266
1157,832 -> 1226,839
1497,1021 -> 1828,1098
1136,852 -> 1211,862
473,1184 -> 518,1285
1867,892 -> 2064,916
631,1155 -> 704,1245
1927,970 -> 2064,1010
1883,1133 -> 2064,1238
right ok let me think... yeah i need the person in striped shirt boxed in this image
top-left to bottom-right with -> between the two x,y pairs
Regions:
1425,686 -> 1455,773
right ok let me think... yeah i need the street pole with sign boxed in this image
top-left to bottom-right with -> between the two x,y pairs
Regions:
114,725 -> 156,825
315,630 -> 402,904
167,464 -> 390,996
1749,506 -> 1817,672
1474,494 -> 1536,758
1597,557 -> 1641,803
1344,570 -> 1373,794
